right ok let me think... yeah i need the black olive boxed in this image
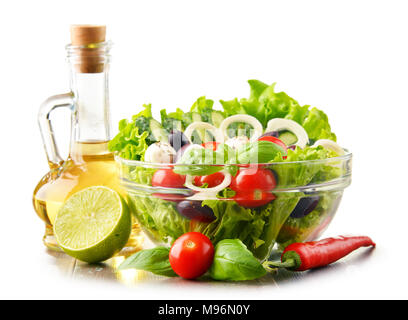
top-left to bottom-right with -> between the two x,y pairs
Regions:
289,196 -> 320,218
176,200 -> 216,223
259,131 -> 279,139
168,130 -> 189,152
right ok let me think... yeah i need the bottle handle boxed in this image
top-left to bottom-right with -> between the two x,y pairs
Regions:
38,93 -> 74,169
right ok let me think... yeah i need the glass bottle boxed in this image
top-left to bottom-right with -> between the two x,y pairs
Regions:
33,25 -> 143,253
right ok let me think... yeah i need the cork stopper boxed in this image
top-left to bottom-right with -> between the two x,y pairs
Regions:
69,25 -> 108,73
70,25 -> 106,46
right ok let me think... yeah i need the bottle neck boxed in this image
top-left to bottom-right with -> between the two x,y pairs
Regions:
70,70 -> 111,142
66,42 -> 112,156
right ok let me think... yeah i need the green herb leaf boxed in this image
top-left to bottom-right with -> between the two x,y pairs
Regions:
237,140 -> 287,164
118,247 -> 177,277
209,239 -> 266,281
173,147 -> 225,176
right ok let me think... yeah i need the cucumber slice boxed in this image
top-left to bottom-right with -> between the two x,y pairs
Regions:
191,113 -> 203,143
211,111 -> 225,128
279,130 -> 298,146
191,112 -> 213,142
149,118 -> 168,143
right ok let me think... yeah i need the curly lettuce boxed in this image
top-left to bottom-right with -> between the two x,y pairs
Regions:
108,120 -> 148,161
160,108 -> 184,133
271,145 -> 341,188
189,96 -> 216,123
220,80 -> 336,143
160,96 -> 217,131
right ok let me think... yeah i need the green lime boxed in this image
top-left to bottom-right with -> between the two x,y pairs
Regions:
54,186 -> 131,263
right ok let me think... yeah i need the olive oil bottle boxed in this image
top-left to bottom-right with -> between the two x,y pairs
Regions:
33,25 -> 143,253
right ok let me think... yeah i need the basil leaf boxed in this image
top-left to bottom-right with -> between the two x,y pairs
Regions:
173,148 -> 224,176
237,140 -> 287,164
118,247 -> 177,277
209,239 -> 266,281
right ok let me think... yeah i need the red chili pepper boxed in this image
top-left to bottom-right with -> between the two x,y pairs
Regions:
264,236 -> 375,271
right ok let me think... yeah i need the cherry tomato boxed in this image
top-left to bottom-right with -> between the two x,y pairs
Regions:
202,141 -> 220,151
230,168 -> 277,208
169,232 -> 214,279
194,172 -> 225,188
258,136 -> 288,152
152,169 -> 186,188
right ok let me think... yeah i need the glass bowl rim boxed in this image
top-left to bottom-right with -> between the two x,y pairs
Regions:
114,150 -> 352,168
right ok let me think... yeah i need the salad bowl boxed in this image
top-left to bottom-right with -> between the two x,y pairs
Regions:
109,79 -> 353,261
116,153 -> 352,261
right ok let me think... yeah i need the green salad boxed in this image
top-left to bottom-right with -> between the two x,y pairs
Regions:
110,80 -> 347,260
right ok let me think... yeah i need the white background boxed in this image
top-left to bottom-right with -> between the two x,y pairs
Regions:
0,0 -> 407,299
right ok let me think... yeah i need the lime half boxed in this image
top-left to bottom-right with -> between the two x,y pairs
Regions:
54,186 -> 131,263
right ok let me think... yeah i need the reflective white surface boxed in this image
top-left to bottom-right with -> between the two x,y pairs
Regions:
0,0 -> 407,299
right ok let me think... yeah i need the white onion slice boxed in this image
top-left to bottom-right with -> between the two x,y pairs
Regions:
184,121 -> 224,143
266,118 -> 309,148
225,136 -> 249,149
185,171 -> 232,201
219,115 -> 263,142
312,139 -> 345,155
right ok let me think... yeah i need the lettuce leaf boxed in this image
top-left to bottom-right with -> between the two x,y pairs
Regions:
301,107 -> 336,142
190,96 -> 214,123
271,145 -> 341,188
111,104 -> 168,157
131,104 -> 165,146
122,166 -> 192,243
127,192 -> 191,243
160,108 -> 184,132
251,194 -> 301,259
220,80 -> 337,142
108,120 -> 148,160
132,103 -> 153,119
219,98 -> 246,116
160,97 -> 220,136
201,200 -> 268,252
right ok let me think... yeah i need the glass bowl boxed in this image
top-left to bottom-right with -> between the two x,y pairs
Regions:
116,153 -> 352,261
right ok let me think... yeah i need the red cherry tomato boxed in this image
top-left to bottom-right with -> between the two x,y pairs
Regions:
169,232 -> 214,279
194,172 -> 225,188
152,169 -> 186,188
258,136 -> 288,152
202,141 -> 220,151
230,168 -> 277,208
